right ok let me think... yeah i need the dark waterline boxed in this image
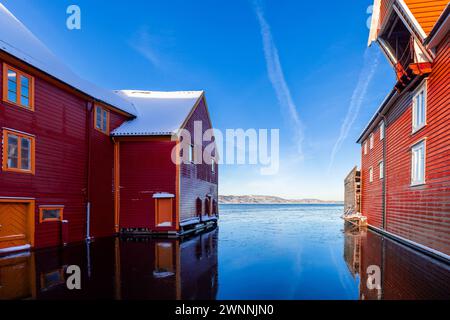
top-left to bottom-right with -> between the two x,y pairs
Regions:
0,204 -> 449,300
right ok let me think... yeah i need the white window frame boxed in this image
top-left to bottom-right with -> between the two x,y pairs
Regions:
411,140 -> 426,186
369,133 -> 374,149
369,167 -> 373,183
412,81 -> 427,134
380,121 -> 385,141
379,161 -> 384,179
364,141 -> 368,155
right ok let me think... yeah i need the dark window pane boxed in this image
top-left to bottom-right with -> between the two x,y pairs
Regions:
96,107 -> 102,129
21,137 -> 31,170
42,209 -> 61,220
102,109 -> 108,132
7,134 -> 18,168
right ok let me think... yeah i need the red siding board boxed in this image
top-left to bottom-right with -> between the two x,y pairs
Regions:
180,98 -> 218,222
0,58 -> 129,249
361,34 -> 450,255
119,140 -> 177,230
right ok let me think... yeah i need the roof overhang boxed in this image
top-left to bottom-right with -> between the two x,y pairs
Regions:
368,0 -> 382,46
425,4 -> 450,50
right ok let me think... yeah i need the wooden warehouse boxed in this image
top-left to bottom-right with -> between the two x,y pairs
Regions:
0,4 -> 218,254
358,0 -> 449,258
111,90 -> 218,235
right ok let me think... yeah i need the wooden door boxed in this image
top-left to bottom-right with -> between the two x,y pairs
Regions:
0,255 -> 35,300
155,198 -> 173,227
0,201 -> 33,250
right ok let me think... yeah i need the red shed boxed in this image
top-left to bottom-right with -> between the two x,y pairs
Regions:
358,1 -> 450,258
111,91 -> 219,236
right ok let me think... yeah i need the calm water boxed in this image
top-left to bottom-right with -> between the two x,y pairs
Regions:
0,204 -> 449,300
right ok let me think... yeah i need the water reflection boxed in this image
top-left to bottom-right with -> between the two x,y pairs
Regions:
1,208 -> 449,300
0,228 -> 218,300
343,223 -> 450,300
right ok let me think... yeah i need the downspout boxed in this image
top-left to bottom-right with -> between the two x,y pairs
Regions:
379,113 -> 387,230
85,101 -> 94,242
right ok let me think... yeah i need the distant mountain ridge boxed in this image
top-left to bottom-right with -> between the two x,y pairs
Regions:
219,195 -> 343,205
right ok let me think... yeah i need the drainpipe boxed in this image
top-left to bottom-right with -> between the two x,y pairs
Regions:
85,101 -> 93,242
379,113 -> 387,230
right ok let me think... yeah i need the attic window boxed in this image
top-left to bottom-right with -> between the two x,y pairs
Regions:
2,64 -> 34,110
94,105 -> 109,134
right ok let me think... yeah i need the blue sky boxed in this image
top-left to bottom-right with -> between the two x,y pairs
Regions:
3,0 -> 395,200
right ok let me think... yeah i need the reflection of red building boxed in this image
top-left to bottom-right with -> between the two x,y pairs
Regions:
359,1 -> 450,257
344,226 -> 450,300
0,4 -> 217,254
0,228 -> 218,300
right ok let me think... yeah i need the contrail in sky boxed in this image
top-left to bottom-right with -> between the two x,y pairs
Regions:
328,49 -> 380,171
253,1 -> 304,158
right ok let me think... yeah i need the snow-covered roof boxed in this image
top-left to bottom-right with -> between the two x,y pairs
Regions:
0,4 -> 136,116
111,90 -> 204,136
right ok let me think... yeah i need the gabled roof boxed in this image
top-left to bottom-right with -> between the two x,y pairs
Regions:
111,90 -> 204,136
368,0 -> 448,46
0,4 -> 136,116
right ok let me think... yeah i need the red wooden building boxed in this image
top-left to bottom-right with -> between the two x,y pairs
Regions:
0,4 -> 217,254
111,90 -> 218,236
358,0 -> 449,259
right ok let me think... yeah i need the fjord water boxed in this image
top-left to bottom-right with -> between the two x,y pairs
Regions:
217,204 -> 360,299
1,204 -> 449,300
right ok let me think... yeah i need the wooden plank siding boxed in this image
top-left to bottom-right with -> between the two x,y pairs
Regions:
361,34 -> 450,255
385,34 -> 450,255
0,57 -> 130,249
89,110 -> 129,238
118,140 -> 178,231
180,98 -> 218,223
403,0 -> 448,34
361,125 -> 384,229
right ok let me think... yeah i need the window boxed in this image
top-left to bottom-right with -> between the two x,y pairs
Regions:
188,144 -> 195,163
211,158 -> 216,173
369,167 -> 373,183
94,105 -> 109,134
411,141 -> 426,186
369,133 -> 374,149
379,161 -> 384,179
380,121 -> 385,140
412,82 -> 427,133
39,206 -> 64,223
364,142 -> 368,155
2,129 -> 35,174
2,64 -> 34,110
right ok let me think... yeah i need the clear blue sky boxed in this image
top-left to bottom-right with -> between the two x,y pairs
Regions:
3,0 -> 395,200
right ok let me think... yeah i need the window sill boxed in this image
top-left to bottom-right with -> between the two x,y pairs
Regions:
2,99 -> 35,112
410,182 -> 426,188
412,124 -> 426,135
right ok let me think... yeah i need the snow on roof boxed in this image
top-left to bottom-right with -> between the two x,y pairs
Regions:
0,4 -> 136,116
111,90 -> 204,136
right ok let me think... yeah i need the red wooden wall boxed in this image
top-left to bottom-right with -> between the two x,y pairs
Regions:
118,140 -> 177,231
0,57 -> 129,248
90,110 -> 128,238
180,98 -> 218,222
361,126 -> 384,229
384,35 -> 450,255
361,35 -> 450,255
